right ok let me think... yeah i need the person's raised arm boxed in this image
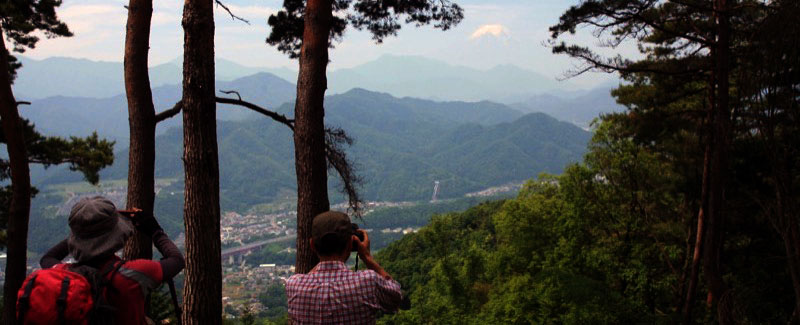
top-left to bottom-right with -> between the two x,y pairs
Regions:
40,238 -> 69,269
354,229 -> 402,312
132,211 -> 185,280
354,230 -> 392,279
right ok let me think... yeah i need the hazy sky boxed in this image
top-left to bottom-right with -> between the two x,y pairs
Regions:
23,0 -> 631,88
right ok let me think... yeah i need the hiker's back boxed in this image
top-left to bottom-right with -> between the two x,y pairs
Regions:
102,258 -> 163,325
32,197 -> 185,325
18,257 -> 163,325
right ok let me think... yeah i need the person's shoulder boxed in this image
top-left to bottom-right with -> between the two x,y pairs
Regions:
287,273 -> 308,284
356,269 -> 382,281
120,259 -> 163,281
123,258 -> 161,269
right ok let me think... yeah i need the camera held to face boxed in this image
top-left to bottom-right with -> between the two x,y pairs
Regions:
351,223 -> 364,251
118,209 -> 141,219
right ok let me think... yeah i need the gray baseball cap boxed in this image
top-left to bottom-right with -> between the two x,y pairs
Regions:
312,211 -> 354,242
67,196 -> 134,263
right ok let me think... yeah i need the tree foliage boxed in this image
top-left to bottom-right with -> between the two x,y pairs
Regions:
0,118 -> 114,248
0,0 -> 72,80
267,0 -> 463,58
547,0 -> 800,322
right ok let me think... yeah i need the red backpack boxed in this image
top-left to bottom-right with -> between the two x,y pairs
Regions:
16,262 -> 123,325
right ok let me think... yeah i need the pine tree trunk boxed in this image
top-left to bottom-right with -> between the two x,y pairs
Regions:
293,0 -> 333,274
123,0 -> 156,261
180,0 -> 221,323
704,0 -> 732,322
0,29 -> 32,325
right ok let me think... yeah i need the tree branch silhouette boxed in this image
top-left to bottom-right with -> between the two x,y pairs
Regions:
215,92 -> 363,216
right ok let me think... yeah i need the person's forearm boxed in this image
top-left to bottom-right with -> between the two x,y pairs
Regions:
152,230 -> 185,279
362,255 -> 392,279
40,239 -> 69,269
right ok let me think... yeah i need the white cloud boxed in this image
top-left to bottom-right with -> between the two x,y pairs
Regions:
58,4 -> 127,33
61,4 -> 120,18
469,24 -> 510,40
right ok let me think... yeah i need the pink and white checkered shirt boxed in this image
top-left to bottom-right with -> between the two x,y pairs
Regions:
286,261 -> 403,324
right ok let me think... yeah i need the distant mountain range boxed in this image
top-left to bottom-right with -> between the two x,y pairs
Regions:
30,86 -> 590,211
15,54 -> 600,104
326,55 -> 569,103
15,54 -> 625,132
512,82 -> 626,129
20,72 -> 296,143
13,56 -> 297,100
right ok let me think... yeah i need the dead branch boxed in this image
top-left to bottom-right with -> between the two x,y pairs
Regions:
155,100 -> 183,123
15,101 -> 30,106
215,0 -> 250,24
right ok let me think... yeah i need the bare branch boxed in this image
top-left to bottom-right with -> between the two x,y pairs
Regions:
220,90 -> 242,101
215,0 -> 250,24
215,96 -> 294,130
155,100 -> 183,124
15,101 -> 30,106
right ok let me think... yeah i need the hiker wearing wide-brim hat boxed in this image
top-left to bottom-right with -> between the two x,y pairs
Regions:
38,195 -> 185,325
67,196 -> 135,263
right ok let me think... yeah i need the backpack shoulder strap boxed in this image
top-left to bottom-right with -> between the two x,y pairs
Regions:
17,274 -> 38,325
56,276 -> 71,325
95,260 -> 124,295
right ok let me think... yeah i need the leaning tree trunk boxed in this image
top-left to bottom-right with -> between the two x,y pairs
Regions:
122,0 -> 156,261
181,0 -> 221,323
704,0 -> 732,322
0,29 -> 32,325
293,0 -> 333,274
682,134 -> 711,324
778,188 -> 800,322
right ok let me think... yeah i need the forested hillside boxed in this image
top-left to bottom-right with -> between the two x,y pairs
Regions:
376,118 -> 795,323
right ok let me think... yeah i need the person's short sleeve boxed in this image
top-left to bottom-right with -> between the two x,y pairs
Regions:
365,270 -> 402,313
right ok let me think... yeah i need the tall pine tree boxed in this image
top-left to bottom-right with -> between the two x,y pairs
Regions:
267,0 -> 463,274
0,2 -> 112,323
122,0 -> 182,261
180,0 -> 221,323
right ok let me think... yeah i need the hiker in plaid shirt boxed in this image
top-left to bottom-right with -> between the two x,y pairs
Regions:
286,211 -> 403,324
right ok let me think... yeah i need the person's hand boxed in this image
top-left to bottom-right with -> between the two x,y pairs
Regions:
353,229 -> 393,279
123,208 -> 162,237
353,229 -> 372,260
